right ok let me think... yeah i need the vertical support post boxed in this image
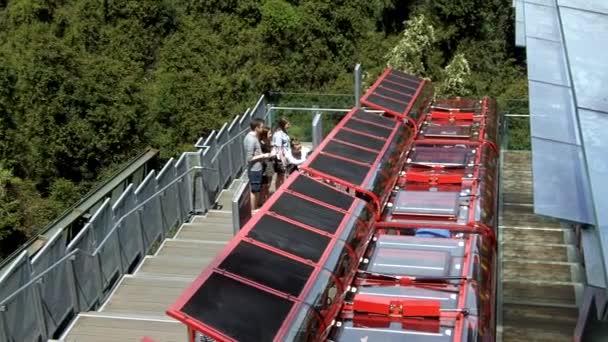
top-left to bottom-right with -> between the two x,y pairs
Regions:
68,255 -> 82,313
33,280 -> 49,339
354,63 -> 362,107
312,111 -> 323,149
0,306 -> 10,342
267,108 -> 274,128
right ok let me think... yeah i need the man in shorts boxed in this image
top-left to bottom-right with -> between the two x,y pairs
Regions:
244,118 -> 274,211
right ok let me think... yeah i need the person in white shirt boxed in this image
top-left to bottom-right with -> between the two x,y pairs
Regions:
271,117 -> 291,189
285,138 -> 310,174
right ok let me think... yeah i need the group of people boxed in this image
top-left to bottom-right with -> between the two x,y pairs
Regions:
244,117 -> 310,211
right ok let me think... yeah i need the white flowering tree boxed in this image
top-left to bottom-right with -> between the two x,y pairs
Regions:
385,15 -> 436,77
437,53 -> 471,97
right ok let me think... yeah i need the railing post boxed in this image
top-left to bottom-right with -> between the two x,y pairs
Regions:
312,110 -> 323,149
95,253 -> 105,308
137,206 -> 149,252
67,255 -> 82,312
0,306 -> 10,342
267,107 -> 274,128
33,279 -> 49,339
354,63 -> 362,107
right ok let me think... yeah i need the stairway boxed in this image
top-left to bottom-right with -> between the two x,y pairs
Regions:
60,178 -> 245,342
499,151 -> 583,341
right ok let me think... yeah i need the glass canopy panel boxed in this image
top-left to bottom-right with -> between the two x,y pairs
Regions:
529,81 -> 580,145
560,7 -> 608,113
527,0 -> 556,5
524,3 -> 561,42
531,138 -> 594,224
559,0 -> 608,15
525,37 -> 570,86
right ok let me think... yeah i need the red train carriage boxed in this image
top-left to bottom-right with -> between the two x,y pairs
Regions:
165,68 -> 499,342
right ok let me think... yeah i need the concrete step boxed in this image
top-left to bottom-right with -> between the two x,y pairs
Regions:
101,276 -> 189,318
63,313 -> 184,342
500,206 -> 562,228
175,224 -> 233,241
205,210 -> 233,219
503,322 -> 575,342
156,239 -> 226,259
502,180 -> 533,194
501,242 -> 578,262
501,169 -> 532,181
191,215 -> 233,225
500,226 -> 575,245
503,151 -> 532,165
502,191 -> 533,204
135,255 -> 213,279
502,279 -> 581,306
503,259 -> 582,283
502,302 -> 578,326
179,222 -> 232,234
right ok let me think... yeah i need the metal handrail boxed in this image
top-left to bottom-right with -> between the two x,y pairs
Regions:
93,166 -> 214,255
0,250 -> 81,307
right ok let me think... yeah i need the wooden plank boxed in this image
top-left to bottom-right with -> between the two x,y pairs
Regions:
101,277 -> 189,317
65,315 -> 184,342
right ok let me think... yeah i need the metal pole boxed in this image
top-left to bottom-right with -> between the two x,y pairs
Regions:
354,63 -> 362,107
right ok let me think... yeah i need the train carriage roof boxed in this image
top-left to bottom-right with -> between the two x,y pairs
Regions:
167,173 -> 375,342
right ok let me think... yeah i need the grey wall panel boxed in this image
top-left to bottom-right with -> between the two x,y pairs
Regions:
579,109 -> 608,225
529,81 -> 580,145
531,138 -> 594,224
559,0 -> 608,15
527,0 -> 556,6
526,37 -> 570,86
561,7 -> 608,113
524,3 -> 561,42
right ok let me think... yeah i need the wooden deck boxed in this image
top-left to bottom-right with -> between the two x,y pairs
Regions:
61,179 -> 243,341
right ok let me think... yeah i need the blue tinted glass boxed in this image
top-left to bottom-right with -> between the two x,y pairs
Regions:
559,0 -> 608,15
526,38 -> 570,86
579,109 -> 608,225
561,8 -> 608,113
532,138 -> 594,224
529,81 -> 580,145
524,3 -> 561,42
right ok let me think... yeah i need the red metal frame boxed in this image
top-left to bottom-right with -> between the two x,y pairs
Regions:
167,172 -> 376,341
300,107 -> 415,217
360,68 -> 427,122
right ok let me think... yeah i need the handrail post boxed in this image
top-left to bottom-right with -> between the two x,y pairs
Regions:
95,253 -> 105,308
67,255 -> 82,312
354,63 -> 362,107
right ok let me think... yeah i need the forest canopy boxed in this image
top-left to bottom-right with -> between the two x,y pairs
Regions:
0,0 -> 526,259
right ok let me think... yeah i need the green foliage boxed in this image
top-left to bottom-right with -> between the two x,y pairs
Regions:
437,53 -> 471,97
0,0 -> 402,258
